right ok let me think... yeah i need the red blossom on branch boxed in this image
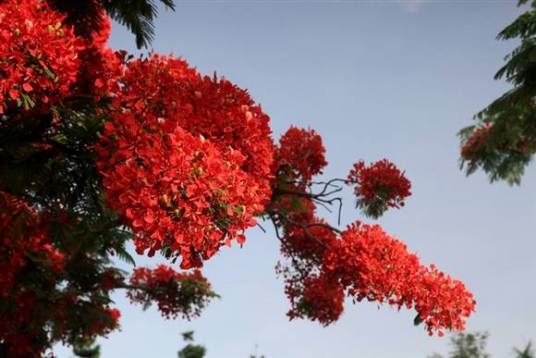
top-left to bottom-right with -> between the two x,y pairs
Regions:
0,0 -> 82,114
347,159 -> 412,218
128,265 -> 217,319
271,194 -> 316,224
273,197 -> 342,326
460,124 -> 492,163
281,217 -> 336,264
96,54 -> 274,268
0,192 -> 65,357
73,10 -> 124,100
0,0 -> 479,351
87,308 -> 122,336
285,272 -> 344,326
0,192 -> 64,298
274,126 -> 328,186
323,221 -> 476,335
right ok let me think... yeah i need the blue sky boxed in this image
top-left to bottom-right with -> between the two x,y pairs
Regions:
56,1 -> 536,357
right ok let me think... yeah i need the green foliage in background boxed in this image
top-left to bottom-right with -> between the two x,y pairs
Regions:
459,0 -> 536,184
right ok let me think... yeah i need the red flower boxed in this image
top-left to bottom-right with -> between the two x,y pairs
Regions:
285,273 -> 344,326
0,192 -> 67,357
460,124 -> 492,162
271,194 -> 316,224
87,306 -> 122,336
0,192 -> 64,298
106,308 -> 121,326
96,55 -> 273,268
73,10 -> 123,100
274,126 -> 327,186
281,217 -> 336,264
0,0 -> 82,114
347,159 -> 411,218
128,265 -> 215,319
323,221 -> 476,335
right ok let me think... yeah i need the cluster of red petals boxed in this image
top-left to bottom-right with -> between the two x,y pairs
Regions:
0,193 -> 122,357
271,133 -> 471,333
323,221 -> 476,335
279,228 -> 342,325
96,55 -> 273,268
0,291 -> 45,358
0,192 -> 65,357
86,307 -> 121,337
273,193 -> 343,325
0,192 -> 63,298
0,0 -> 82,114
114,55 -> 273,189
73,11 -> 123,100
98,123 -> 256,268
347,159 -> 411,215
271,194 -> 316,223
128,265 -> 214,319
274,126 -> 327,185
99,269 -> 123,291
460,123 -> 531,163
282,218 -> 336,264
460,124 -> 492,162
285,273 -> 344,325
51,291 -> 122,348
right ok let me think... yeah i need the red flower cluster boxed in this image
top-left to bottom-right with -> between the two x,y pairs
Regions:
86,307 -> 121,337
0,0 -> 477,344
271,194 -> 316,223
0,0 -> 82,114
74,10 -> 123,100
113,54 -> 273,190
282,218 -> 336,264
96,55 -> 273,268
460,124 -> 492,162
0,192 -> 66,357
460,123 -> 531,166
323,221 -> 476,335
0,192 -> 64,298
285,273 -> 344,325
347,159 -> 411,218
128,265 -> 215,319
274,126 -> 327,186
99,269 -> 123,291
0,291 -> 45,358
273,194 -> 342,325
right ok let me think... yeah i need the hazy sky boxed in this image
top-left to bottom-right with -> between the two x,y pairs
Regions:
56,1 -> 536,357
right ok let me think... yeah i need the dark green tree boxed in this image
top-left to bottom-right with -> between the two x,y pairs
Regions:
514,342 -> 535,358
48,0 -> 176,48
429,332 -> 490,358
249,344 -> 266,358
459,0 -> 536,185
178,331 -> 206,358
429,332 -> 534,358
72,339 -> 101,358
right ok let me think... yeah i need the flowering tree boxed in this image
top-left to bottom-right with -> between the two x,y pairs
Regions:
0,0 -> 476,357
459,0 -> 536,185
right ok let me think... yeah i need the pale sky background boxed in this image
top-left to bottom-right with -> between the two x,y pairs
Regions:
55,1 -> 536,357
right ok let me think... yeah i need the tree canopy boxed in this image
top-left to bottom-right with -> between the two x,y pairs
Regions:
0,0 -> 476,356
429,332 -> 534,358
459,0 -> 536,184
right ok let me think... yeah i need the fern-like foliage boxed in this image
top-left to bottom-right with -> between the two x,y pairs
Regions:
459,1 -> 536,184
